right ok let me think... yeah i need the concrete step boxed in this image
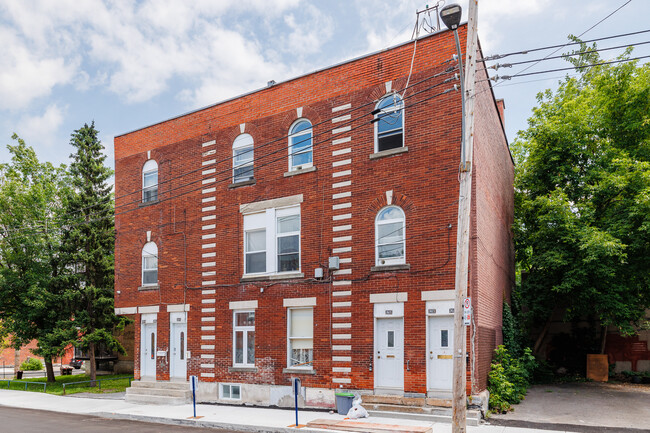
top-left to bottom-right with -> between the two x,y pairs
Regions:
362,395 -> 426,407
125,387 -> 191,398
130,380 -> 190,390
367,409 -> 481,426
125,393 -> 190,405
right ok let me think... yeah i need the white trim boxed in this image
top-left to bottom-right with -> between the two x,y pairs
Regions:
386,190 -> 394,205
332,194 -> 351,202
283,297 -> 317,307
373,302 -> 404,318
201,308 -> 216,313
115,307 -> 137,315
202,168 -> 216,175
201,317 -> 215,322
166,304 -> 190,312
332,148 -> 351,156
332,170 -> 352,178
200,373 -> 215,378
202,178 -> 215,185
202,205 -> 216,212
369,292 -> 408,303
332,114 -> 351,123
332,126 -> 351,135
333,301 -> 351,308
332,159 -> 351,167
202,159 -> 216,166
332,280 -> 351,286
332,246 -> 352,253
333,235 -> 352,243
421,290 -> 455,301
332,345 -> 351,351
332,103 -> 351,112
333,312 -> 352,318
202,289 -> 216,295
332,356 -> 351,362
202,243 -> 216,249
240,194 -> 303,214
202,140 -> 216,147
333,213 -> 352,221
332,180 -> 351,188
229,300 -> 259,310
138,306 -> 160,314
333,224 -> 352,232
333,291 -> 351,297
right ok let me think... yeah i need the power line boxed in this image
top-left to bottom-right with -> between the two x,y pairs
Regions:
486,54 -> 650,82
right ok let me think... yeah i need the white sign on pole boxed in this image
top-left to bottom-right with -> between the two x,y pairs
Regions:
463,297 -> 471,326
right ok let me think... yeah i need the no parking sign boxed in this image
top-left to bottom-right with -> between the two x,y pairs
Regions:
463,297 -> 472,326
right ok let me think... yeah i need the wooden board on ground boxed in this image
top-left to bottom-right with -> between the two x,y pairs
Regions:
306,419 -> 432,433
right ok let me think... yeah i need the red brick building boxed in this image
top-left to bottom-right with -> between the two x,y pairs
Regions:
114,25 -> 513,407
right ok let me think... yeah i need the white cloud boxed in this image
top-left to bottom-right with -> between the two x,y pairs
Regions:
15,104 -> 66,148
282,4 -> 334,56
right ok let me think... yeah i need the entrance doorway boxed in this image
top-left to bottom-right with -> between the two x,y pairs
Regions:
427,302 -> 454,392
169,312 -> 187,379
140,314 -> 157,378
374,303 -> 404,392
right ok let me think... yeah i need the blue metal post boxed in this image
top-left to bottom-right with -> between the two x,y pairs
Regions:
293,378 -> 301,427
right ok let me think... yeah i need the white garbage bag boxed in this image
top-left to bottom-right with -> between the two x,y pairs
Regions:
346,396 -> 369,419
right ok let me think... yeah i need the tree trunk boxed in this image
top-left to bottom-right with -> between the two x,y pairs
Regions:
45,359 -> 56,382
533,315 -> 553,357
600,325 -> 608,355
89,341 -> 96,387
14,348 -> 20,377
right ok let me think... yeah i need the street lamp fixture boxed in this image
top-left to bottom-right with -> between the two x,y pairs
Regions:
440,4 -> 462,30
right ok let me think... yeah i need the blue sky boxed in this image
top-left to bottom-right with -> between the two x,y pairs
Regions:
1,0 -> 649,170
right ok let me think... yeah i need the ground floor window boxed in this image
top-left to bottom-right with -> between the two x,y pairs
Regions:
288,307 -> 313,368
221,383 -> 241,400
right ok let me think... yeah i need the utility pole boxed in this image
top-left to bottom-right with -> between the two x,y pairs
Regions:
451,1 -> 478,432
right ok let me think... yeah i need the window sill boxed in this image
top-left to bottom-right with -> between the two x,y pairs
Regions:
240,272 -> 304,282
370,264 -> 411,272
229,178 -> 256,189
369,146 -> 409,160
138,285 -> 159,291
228,366 -> 258,373
283,368 -> 316,375
139,200 -> 159,207
284,166 -> 316,177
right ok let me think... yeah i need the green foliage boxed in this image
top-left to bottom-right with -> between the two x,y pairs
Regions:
502,301 -> 526,358
488,345 -> 537,413
20,358 -> 43,371
1,374 -> 132,395
513,41 -> 650,339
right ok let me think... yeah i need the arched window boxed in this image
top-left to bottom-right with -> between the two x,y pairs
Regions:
142,241 -> 158,286
233,133 -> 254,183
142,160 -> 158,203
375,206 -> 405,265
374,94 -> 404,153
288,119 -> 313,171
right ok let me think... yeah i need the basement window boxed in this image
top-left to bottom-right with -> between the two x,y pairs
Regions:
220,383 -> 241,400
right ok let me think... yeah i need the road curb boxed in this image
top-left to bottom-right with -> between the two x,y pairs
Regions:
487,419 -> 650,433
93,411 -> 337,433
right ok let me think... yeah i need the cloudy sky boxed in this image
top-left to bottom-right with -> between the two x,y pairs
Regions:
1,0 -> 649,169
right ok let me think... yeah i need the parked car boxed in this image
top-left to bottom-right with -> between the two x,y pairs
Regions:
69,359 -> 83,369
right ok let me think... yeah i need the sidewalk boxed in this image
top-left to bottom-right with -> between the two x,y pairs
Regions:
0,389 -> 578,433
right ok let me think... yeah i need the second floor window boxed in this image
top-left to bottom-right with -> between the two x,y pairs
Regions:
374,94 -> 404,153
142,160 -> 158,203
288,119 -> 313,171
233,133 -> 254,183
375,206 -> 406,266
142,241 -> 158,286
244,206 -> 300,275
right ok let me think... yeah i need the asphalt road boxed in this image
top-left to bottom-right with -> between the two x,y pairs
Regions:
0,406 -> 243,433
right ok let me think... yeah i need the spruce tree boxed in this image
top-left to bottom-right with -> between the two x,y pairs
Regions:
63,122 -> 127,383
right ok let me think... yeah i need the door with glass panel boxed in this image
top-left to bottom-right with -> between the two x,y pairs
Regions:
374,317 -> 404,390
140,319 -> 157,378
170,313 -> 187,379
428,315 -> 454,390
233,311 -> 255,367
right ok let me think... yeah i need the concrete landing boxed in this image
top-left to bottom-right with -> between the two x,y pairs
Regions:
307,418 -> 432,433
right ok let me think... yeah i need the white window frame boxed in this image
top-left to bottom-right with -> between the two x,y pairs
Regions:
243,206 -> 301,276
142,160 -> 158,203
287,307 -> 313,369
232,133 -> 254,183
220,383 -> 242,400
232,310 -> 255,367
373,94 -> 405,153
141,241 -> 158,286
288,119 -> 313,171
375,206 -> 406,266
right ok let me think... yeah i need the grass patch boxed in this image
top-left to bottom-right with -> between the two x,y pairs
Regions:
0,374 -> 133,396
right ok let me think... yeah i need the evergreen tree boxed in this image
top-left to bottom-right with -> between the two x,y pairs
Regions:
63,122 -> 127,383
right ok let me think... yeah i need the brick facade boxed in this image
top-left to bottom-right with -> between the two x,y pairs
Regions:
114,25 -> 513,406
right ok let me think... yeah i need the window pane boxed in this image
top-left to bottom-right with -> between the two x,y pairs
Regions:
378,222 -> 403,244
143,256 -> 157,270
292,150 -> 312,167
235,331 -> 243,364
277,215 -> 299,233
234,146 -> 254,164
378,133 -> 403,152
441,330 -> 449,348
378,111 -> 403,135
222,384 -> 230,399
245,230 -> 266,252
291,133 -> 312,152
290,347 -> 313,367
378,244 -> 404,259
290,309 -> 313,338
387,330 -> 395,348
246,252 -> 266,273
247,330 -> 255,364
236,312 -> 255,327
291,120 -> 311,134
378,207 -> 404,221
277,235 -> 299,254
234,165 -> 254,182
278,253 -> 299,272
143,187 -> 158,202
143,269 -> 158,285
231,385 -> 241,399
180,332 -> 185,360
143,171 -> 158,188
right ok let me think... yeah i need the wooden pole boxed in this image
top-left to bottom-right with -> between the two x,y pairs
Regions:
452,1 -> 478,432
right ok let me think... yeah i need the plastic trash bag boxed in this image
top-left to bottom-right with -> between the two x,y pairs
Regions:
346,396 -> 369,419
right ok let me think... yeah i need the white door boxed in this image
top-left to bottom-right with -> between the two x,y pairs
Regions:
428,315 -> 454,390
375,317 -> 404,390
170,315 -> 187,379
141,322 -> 157,378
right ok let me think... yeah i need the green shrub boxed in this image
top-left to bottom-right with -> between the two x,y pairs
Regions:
20,358 -> 43,371
487,345 -> 537,413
